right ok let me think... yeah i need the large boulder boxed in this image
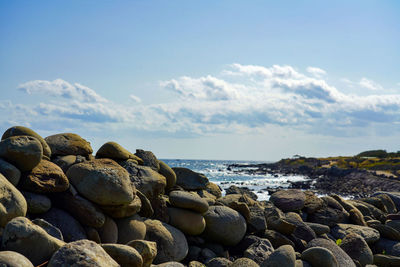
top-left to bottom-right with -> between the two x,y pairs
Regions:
48,239 -> 118,267
307,238 -> 356,267
373,191 -> 400,211
203,206 -> 247,246
168,207 -> 206,235
116,214 -> 146,244
169,190 -> 209,213
270,189 -> 306,212
45,133 -> 93,156
0,136 -> 42,171
0,251 -> 34,267
331,223 -> 380,244
0,158 -> 21,186
32,218 -> 64,240
340,233 -> 373,267
1,217 -> 65,265
98,216 -> 118,243
100,194 -> 141,218
260,245 -> 296,267
285,212 -> 316,242
301,247 -> 338,267
0,173 -> 27,227
172,167 -> 209,190
144,219 -> 188,263
101,244 -> 143,267
244,237 -> 274,264
22,191 -> 51,214
126,240 -> 157,267
135,149 -> 160,170
96,141 -> 136,161
20,160 -> 69,193
308,197 -> 349,227
158,160 -> 176,191
67,158 -> 134,206
2,126 -> 51,158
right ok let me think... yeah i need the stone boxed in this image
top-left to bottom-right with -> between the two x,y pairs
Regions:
153,262 -> 185,267
0,173 -> 27,227
230,258 -> 259,267
301,247 -> 338,267
203,206 -> 247,246
67,158 -> 134,205
122,161 -> 166,200
244,237 -> 274,264
20,160 -> 69,193
151,195 -> 170,222
0,158 -> 21,186
116,214 -> 146,244
1,217 -> 65,265
267,216 -> 296,235
0,251 -> 34,267
32,218 -> 64,240
22,191 -> 51,214
227,200 -> 251,221
200,247 -> 216,262
45,133 -> 93,156
373,254 -> 400,267
159,160 -> 177,191
260,244 -> 296,267
285,212 -> 316,242
387,220 -> 400,233
85,226 -> 101,243
373,192 -> 400,211
2,126 -> 51,158
126,240 -> 157,267
48,239 -> 118,267
305,222 -> 330,235
144,219 -> 188,263
308,202 -> 349,227
206,182 -> 222,198
270,189 -> 306,212
188,261 -> 205,267
207,257 -> 232,267
135,149 -> 160,171
225,185 -> 258,200
96,141 -> 135,160
168,207 -> 206,235
248,205 -> 268,233
373,238 -> 400,257
101,243 -> 143,267
368,221 -> 400,241
173,167 -> 209,190
52,154 -> 79,172
349,208 -> 367,226
0,136 -> 42,172
340,233 -> 373,267
331,223 -> 380,244
169,190 -> 209,213
303,191 -> 324,214
40,208 -> 87,242
101,194 -> 141,219
262,229 -> 295,248
350,200 -> 385,222
53,185 -> 105,228
98,215 -> 118,243
376,194 -> 397,214
307,238 -> 356,267
136,190 -> 153,218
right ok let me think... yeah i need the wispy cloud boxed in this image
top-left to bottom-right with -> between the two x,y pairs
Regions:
129,94 -> 142,103
306,66 -> 326,77
359,77 -> 384,91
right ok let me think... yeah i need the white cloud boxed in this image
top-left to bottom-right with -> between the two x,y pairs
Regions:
359,77 -> 384,91
129,94 -> 142,103
306,67 -> 326,77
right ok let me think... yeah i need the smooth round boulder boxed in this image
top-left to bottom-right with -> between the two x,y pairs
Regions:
301,247 -> 338,267
2,126 -> 51,158
270,189 -> 306,212
158,160 -> 176,190
45,132 -> 93,156
340,233 -> 373,267
169,190 -> 209,213
207,257 -> 232,267
96,141 -> 132,159
1,217 -> 65,266
168,207 -> 206,235
126,240 -> 157,267
32,218 -> 64,240
100,194 -> 141,218
101,244 -> 143,267
0,173 -> 27,227
203,206 -> 247,246
0,251 -> 34,267
0,158 -> 21,186
0,136 -> 42,171
260,245 -> 296,267
144,219 -> 188,263
230,258 -> 259,267
98,216 -> 118,243
20,160 -> 69,193
116,214 -> 146,244
307,238 -> 356,267
22,191 -> 51,214
172,167 -> 209,190
67,158 -> 134,206
48,239 -> 118,267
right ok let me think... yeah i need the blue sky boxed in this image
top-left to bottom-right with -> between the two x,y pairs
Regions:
1,1 -> 400,160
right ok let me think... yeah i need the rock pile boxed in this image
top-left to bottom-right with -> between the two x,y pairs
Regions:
1,126 -> 400,266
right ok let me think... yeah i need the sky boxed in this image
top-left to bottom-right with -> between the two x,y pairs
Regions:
1,0 -> 400,161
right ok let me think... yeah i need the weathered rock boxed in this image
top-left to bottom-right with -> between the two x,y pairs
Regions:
40,208 -> 87,242
203,206 -> 247,246
225,185 -> 258,200
260,244 -> 296,267
151,195 -> 170,223
0,158 -> 21,186
218,193 -> 258,207
373,238 -> 400,257
144,219 -> 188,263
85,226 -> 101,243
48,239 -> 118,267
45,133 -> 93,156
207,257 -> 232,267
331,223 -> 380,244
206,182 -> 222,198
267,216 -> 296,235
173,167 -> 209,190
270,189 -> 306,212
285,212 -> 316,242
303,191 -> 324,214
340,233 -> 373,267
98,215 -> 118,243
32,218 -> 64,240
301,247 -> 338,267
373,254 -> 400,267
386,220 -> 400,233
20,160 -> 69,193
169,190 -> 209,213
137,190 -> 154,217
350,200 -> 385,222
67,158 -> 134,205
227,200 -> 251,221
0,251 -> 34,267
188,260 -> 206,267
159,160 -> 176,191
22,191 -> 51,214
101,243 -> 143,267
126,240 -> 157,267
52,154 -> 79,172
373,191 -> 400,211
305,222 -> 330,235
244,237 -> 274,264
168,207 -> 205,236
248,205 -> 268,233
116,214 -> 146,244
262,229 -> 295,248
0,173 -> 27,227
307,238 -> 356,267
376,194 -> 397,214
2,126 -> 51,158
308,198 -> 349,227
96,141 -> 136,160
368,220 -> 400,241
0,136 -> 42,172
101,194 -> 141,218
153,262 -> 185,267
1,217 -> 65,265
135,149 -> 159,171
230,257 -> 259,267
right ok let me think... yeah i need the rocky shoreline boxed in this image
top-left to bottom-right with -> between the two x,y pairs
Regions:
1,126 -> 400,266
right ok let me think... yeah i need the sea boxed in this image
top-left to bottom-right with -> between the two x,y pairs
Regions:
161,159 -> 308,201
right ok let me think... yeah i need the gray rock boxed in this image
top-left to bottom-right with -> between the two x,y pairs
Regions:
48,239 -> 118,267
331,223 -> 380,244
172,167 -> 209,190
153,262 -> 185,267
260,244 -> 296,267
305,222 -> 330,235
0,251 -> 34,267
270,189 -> 306,212
307,238 -> 356,267
22,191 -> 51,214
135,149 -> 160,171
373,254 -> 400,267
301,247 -> 338,267
45,132 -> 93,156
244,237 -> 274,264
126,240 -> 157,267
372,191 -> 400,211
168,207 -> 206,235
373,238 -> 400,257
100,193 -> 141,219
0,173 -> 27,227
32,218 -> 63,240
116,214 -> 146,244
262,229 -> 295,248
285,212 -> 317,242
206,257 -> 232,267
158,160 -> 177,191
98,215 -> 118,243
0,158 -> 21,186
340,233 -> 373,267
96,141 -> 136,160
52,154 -> 78,173
230,257 -> 259,267
169,190 -> 209,213
137,189 -> 154,218
101,243 -> 143,267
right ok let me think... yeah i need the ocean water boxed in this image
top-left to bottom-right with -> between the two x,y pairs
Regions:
162,159 -> 308,201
